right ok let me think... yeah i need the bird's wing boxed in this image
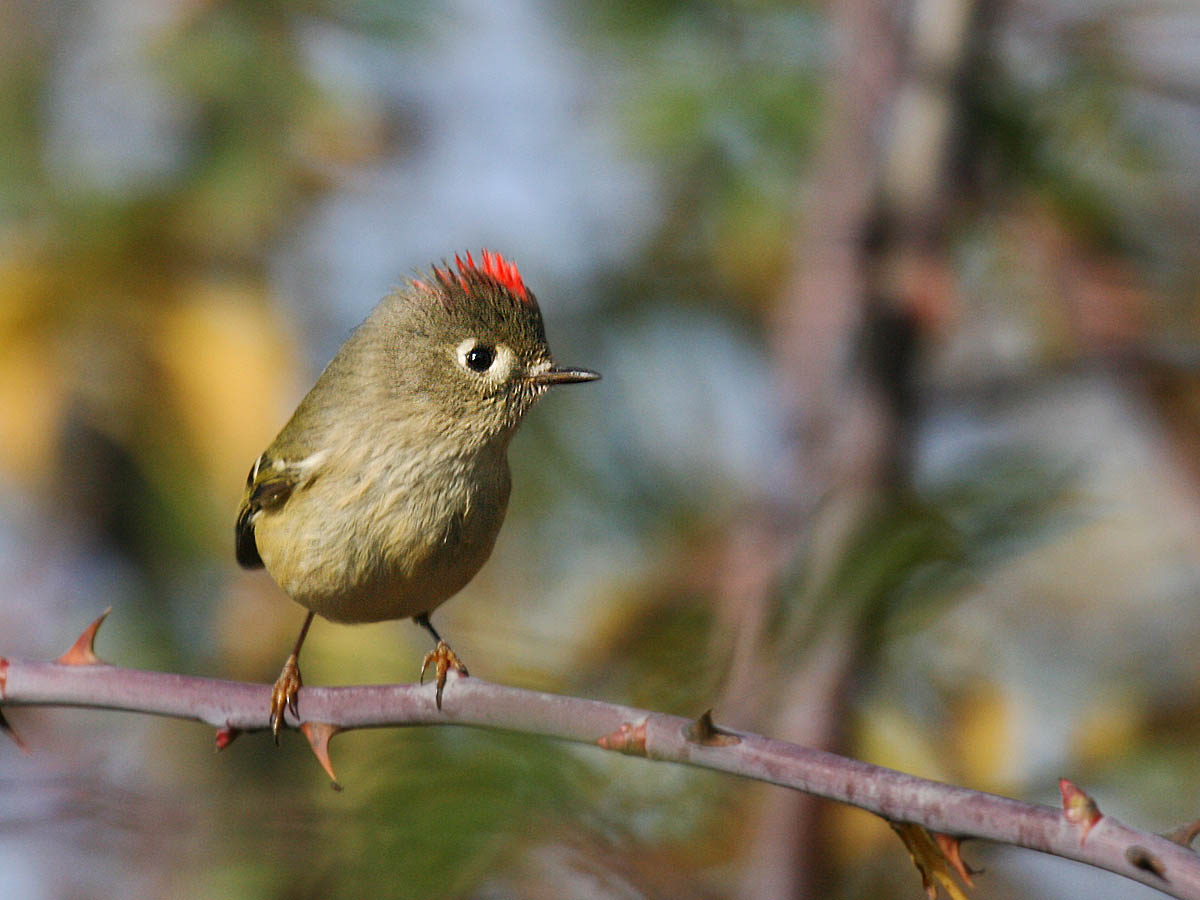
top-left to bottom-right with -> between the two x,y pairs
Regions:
235,454 -> 299,569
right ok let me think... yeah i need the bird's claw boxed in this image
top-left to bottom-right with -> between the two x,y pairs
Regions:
420,640 -> 468,710
269,653 -> 303,743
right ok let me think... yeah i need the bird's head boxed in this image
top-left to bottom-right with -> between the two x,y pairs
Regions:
377,250 -> 598,446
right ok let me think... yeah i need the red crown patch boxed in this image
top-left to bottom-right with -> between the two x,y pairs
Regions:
423,249 -> 530,304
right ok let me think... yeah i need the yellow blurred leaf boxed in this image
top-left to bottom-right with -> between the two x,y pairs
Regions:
949,680 -> 1015,792
0,253 -> 54,334
0,336 -> 66,484
1072,691 -> 1142,768
857,702 -> 952,784
155,280 -> 300,509
0,247 -> 65,485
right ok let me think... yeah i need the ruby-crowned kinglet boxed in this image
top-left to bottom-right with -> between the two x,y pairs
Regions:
235,250 -> 599,738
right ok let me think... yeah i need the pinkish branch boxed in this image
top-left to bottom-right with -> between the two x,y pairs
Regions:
2,616 -> 1199,898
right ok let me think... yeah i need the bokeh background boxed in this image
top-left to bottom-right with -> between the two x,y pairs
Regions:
1,0 -> 1198,897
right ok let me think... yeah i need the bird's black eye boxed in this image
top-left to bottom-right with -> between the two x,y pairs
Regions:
465,345 -> 495,372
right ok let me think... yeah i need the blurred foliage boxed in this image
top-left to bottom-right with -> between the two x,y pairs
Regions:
587,588 -> 722,715
775,451 -> 1076,657
316,730 -> 598,899
968,15 -> 1196,297
589,1 -> 825,309
0,0 -> 412,652
2,0 -> 1200,898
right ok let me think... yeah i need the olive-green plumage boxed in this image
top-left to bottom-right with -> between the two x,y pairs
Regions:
236,253 -> 598,630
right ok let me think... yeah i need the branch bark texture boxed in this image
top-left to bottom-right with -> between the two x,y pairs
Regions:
2,644 -> 1198,898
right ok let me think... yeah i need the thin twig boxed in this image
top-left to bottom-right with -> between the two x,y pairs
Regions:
1,617 -> 1199,898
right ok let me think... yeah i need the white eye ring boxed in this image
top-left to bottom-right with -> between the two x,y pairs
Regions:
456,338 -> 514,378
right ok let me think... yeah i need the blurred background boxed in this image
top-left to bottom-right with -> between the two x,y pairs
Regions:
1,0 -> 1198,897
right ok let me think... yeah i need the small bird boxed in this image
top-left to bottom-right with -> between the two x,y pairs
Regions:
235,250 -> 599,739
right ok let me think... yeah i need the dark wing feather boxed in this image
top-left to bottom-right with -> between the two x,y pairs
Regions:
235,456 -> 298,569
235,503 -> 265,569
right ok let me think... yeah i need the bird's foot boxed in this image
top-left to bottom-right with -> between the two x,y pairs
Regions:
420,640 -> 468,710
269,653 -> 302,743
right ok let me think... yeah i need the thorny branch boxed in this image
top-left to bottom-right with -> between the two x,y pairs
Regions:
3,611 -> 1200,899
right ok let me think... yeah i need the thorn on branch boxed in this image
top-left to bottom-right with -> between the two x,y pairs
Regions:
684,710 -> 741,747
0,707 -> 29,755
300,722 -> 343,791
596,719 -> 647,756
1059,778 -> 1103,844
890,821 -> 973,900
1,658 -> 29,755
215,726 -> 241,751
933,833 -> 978,887
1164,819 -> 1200,849
1126,846 -> 1167,880
57,607 -> 112,666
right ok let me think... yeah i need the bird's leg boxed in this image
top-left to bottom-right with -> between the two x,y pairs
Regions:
270,610 -> 314,743
415,613 -> 468,710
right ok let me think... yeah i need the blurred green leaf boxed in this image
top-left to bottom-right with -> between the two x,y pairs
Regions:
780,450 -> 1076,656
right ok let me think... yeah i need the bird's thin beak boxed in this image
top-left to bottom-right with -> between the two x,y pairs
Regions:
530,366 -> 601,386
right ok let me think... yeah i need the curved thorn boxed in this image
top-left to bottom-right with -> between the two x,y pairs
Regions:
0,708 -> 30,755
1165,818 -> 1200,849
933,832 -> 977,887
57,607 -> 112,666
300,721 -> 343,791
215,726 -> 241,751
685,710 -> 741,747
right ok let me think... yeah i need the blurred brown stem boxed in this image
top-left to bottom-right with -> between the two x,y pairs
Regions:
743,0 -> 989,891
3,647 -> 1199,898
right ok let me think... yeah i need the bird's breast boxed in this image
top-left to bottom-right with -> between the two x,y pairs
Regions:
256,444 -> 512,623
